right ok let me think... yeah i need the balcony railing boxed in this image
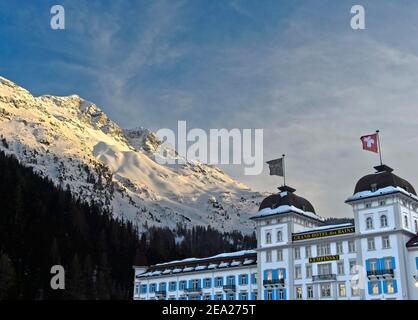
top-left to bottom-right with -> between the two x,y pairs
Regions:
263,279 -> 285,287
222,284 -> 236,292
155,290 -> 167,297
184,287 -> 202,294
367,269 -> 394,278
312,274 -> 337,282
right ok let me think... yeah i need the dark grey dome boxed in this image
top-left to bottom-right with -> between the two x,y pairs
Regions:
259,186 -> 316,213
354,165 -> 416,196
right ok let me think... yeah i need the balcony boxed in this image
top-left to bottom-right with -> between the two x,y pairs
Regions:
154,290 -> 167,298
222,284 -> 236,292
184,287 -> 202,295
312,274 -> 337,282
263,279 -> 285,287
367,269 -> 394,279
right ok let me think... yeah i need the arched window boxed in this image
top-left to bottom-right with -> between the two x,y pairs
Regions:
266,232 -> 272,244
277,231 -> 282,242
366,217 -> 373,230
380,215 -> 388,228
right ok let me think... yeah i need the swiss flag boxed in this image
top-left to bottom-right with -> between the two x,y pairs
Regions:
360,133 -> 379,153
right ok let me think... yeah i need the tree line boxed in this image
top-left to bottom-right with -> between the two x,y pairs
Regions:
0,152 -> 255,300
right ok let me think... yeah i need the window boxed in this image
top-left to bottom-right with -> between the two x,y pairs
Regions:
239,274 -> 248,285
379,200 -> 386,206
348,241 -> 356,253
266,232 -> 272,244
204,278 -> 211,288
386,280 -> 395,294
159,282 -> 166,291
338,283 -> 346,297
252,292 -> 258,300
317,243 -> 331,256
318,263 -> 332,276
295,265 -> 302,279
277,249 -> 283,261
140,284 -> 147,294
336,242 -> 343,254
349,260 -> 357,274
337,261 -> 345,275
404,215 -> 409,228
191,279 -> 199,289
365,202 -> 371,208
134,284 -> 139,295
266,250 -> 272,263
351,285 -> 360,296
305,246 -> 312,258
371,282 -> 379,295
204,294 -> 211,300
294,247 -> 301,260
227,293 -> 234,300
226,276 -> 235,285
240,292 -> 248,300
380,215 -> 388,227
277,230 -> 283,242
150,284 -> 156,293
252,273 -> 257,284
369,259 -> 378,272
265,270 -> 272,281
382,236 -> 390,249
383,257 -> 393,270
306,265 -> 312,278
295,286 -> 303,300
307,285 -> 314,299
415,219 -> 418,233
179,281 -> 186,290
367,238 -> 376,251
266,290 -> 273,300
169,281 -> 176,291
320,284 -> 331,298
277,289 -> 285,300
366,217 -> 374,230
215,277 -> 223,287
371,183 -> 378,192
215,293 -> 222,300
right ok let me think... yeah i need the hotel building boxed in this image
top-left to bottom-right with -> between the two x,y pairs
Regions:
133,164 -> 418,300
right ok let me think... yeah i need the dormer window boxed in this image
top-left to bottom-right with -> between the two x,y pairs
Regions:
371,183 -> 378,192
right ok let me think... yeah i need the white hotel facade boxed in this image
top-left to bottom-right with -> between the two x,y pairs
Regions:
133,164 -> 418,300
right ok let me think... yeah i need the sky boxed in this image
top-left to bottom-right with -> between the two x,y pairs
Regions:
2,0 -> 418,218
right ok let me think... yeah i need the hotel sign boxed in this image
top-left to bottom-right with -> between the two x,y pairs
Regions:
309,255 -> 340,263
292,227 -> 355,242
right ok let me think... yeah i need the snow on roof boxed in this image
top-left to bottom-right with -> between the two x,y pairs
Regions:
183,267 -> 195,272
243,259 -> 254,265
150,271 -> 162,276
219,262 -> 230,268
299,223 -> 353,233
154,249 -> 256,267
195,265 -> 207,271
346,186 -> 418,202
172,268 -> 182,273
208,264 -> 218,269
254,205 -> 325,221
230,261 -> 242,267
162,269 -> 172,274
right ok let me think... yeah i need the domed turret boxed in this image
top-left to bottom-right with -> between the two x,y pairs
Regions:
353,164 -> 416,196
259,185 -> 316,213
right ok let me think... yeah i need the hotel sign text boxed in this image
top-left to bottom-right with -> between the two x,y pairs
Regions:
292,227 -> 355,242
309,255 -> 340,263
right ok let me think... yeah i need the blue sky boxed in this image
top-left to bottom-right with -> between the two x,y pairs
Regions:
2,0 -> 418,218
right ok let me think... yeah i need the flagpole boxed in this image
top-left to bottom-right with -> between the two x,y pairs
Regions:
376,130 -> 383,165
282,154 -> 286,186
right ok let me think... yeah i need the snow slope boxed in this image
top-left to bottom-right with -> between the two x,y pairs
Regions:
0,76 -> 264,234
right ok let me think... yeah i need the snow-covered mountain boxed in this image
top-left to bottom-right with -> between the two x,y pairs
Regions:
0,76 -> 265,234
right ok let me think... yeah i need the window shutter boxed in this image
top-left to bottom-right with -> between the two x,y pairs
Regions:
416,257 -> 418,269
188,280 -> 193,289
367,282 -> 372,295
197,279 -> 201,289
377,281 -> 382,295
273,269 -> 278,280
391,257 -> 396,270
283,289 -> 287,300
393,280 -> 398,293
383,280 -> 387,294
365,259 -> 370,272
282,268 -> 287,279
245,274 -> 249,285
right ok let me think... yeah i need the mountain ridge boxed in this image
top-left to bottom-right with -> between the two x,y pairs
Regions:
0,76 -> 265,234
